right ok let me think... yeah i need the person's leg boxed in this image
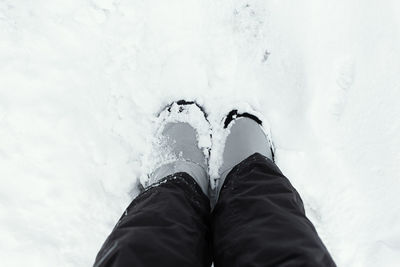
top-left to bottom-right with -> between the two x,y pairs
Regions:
94,101 -> 213,267
94,172 -> 212,267
212,111 -> 336,267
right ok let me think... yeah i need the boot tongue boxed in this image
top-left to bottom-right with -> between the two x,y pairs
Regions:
161,122 -> 207,171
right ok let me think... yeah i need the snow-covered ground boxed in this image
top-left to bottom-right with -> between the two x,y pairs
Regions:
1,0 -> 400,266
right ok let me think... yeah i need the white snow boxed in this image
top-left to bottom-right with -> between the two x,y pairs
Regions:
1,0 -> 400,266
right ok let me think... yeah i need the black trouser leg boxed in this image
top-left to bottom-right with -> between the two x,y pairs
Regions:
94,173 -> 212,267
212,153 -> 336,267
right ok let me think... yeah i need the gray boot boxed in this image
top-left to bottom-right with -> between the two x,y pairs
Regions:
149,101 -> 211,196
217,110 -> 274,196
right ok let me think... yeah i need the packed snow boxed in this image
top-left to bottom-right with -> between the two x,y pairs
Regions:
1,0 -> 400,266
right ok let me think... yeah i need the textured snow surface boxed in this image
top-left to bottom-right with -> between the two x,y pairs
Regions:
1,0 -> 400,266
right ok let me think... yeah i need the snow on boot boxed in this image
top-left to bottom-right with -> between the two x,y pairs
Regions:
146,100 -> 212,196
217,110 -> 274,196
